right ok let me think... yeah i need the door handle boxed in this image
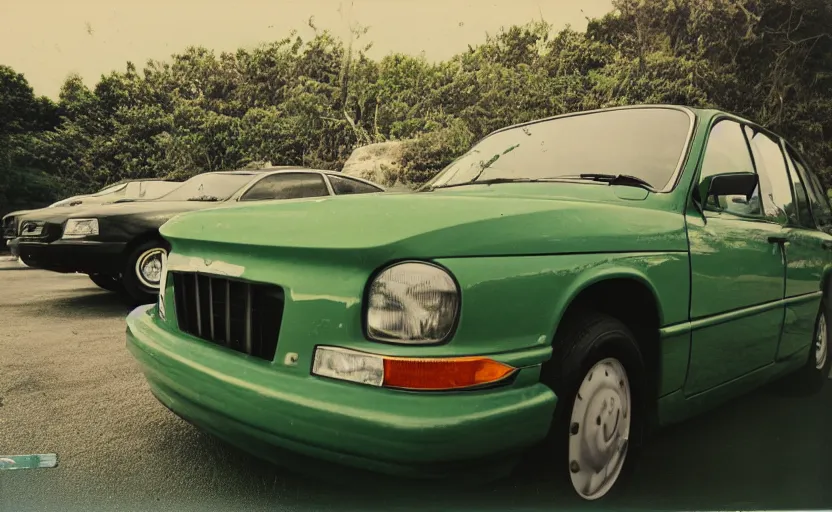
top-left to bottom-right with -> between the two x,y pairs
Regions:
822,240 -> 832,250
768,236 -> 788,244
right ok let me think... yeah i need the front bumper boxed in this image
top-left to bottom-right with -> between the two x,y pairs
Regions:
126,305 -> 558,478
16,239 -> 127,275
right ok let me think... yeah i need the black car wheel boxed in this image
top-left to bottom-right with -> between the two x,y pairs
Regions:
122,239 -> 167,304
88,273 -> 124,293
545,311 -> 646,501
786,298 -> 831,393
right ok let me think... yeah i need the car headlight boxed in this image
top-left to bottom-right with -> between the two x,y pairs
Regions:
366,261 -> 460,344
62,218 -> 99,238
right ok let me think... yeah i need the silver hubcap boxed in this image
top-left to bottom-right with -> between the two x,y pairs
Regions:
568,357 -> 631,501
816,313 -> 828,370
135,248 -> 166,289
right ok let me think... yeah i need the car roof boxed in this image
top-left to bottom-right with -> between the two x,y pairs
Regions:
213,166 -> 310,176
183,167 -> 385,190
488,104 -> 764,140
110,177 -> 181,185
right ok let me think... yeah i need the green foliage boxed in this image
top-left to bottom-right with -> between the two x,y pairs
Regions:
399,119 -> 475,185
3,0 -> 832,205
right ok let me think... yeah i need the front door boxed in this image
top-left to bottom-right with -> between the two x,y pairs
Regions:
685,119 -> 786,395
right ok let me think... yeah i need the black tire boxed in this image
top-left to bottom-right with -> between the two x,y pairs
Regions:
122,238 -> 167,305
88,273 -> 124,293
786,298 -> 831,394
543,311 -> 646,502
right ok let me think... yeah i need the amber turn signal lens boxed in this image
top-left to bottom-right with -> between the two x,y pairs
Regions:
382,356 -> 516,390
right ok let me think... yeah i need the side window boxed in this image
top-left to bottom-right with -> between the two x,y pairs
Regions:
744,127 -> 796,224
699,120 -> 761,216
782,150 -> 815,229
789,147 -> 832,231
328,175 -> 383,195
240,173 -> 330,201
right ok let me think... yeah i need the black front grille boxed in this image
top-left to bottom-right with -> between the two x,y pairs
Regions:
171,272 -> 284,361
2,216 -> 16,239
17,221 -> 61,242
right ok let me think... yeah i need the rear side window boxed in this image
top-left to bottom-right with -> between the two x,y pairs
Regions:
788,147 -> 832,231
782,151 -> 815,229
240,173 -> 330,201
328,175 -> 383,195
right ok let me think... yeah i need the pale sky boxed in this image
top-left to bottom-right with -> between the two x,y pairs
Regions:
0,0 -> 613,99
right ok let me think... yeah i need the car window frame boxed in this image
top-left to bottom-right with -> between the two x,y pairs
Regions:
776,139 -> 817,230
694,117 -> 767,221
740,124 -> 808,227
693,114 -> 822,230
424,105 -> 697,194
782,140 -> 831,232
236,171 -> 333,202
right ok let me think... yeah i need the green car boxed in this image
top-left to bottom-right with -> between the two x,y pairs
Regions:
126,105 -> 832,501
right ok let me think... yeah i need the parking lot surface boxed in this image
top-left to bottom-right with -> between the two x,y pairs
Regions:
1,258 -> 831,511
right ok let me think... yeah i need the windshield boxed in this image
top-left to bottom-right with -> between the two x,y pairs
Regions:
156,173 -> 255,202
426,108 -> 692,191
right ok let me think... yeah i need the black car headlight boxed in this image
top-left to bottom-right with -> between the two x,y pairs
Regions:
62,218 -> 99,238
365,262 -> 460,344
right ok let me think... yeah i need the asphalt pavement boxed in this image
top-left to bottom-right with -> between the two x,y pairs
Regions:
1,258 -> 831,511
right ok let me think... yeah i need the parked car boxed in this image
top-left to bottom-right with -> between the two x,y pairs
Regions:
126,105 -> 832,501
11,168 -> 384,303
2,179 -> 182,246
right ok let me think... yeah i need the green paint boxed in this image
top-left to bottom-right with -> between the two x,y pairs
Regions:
129,106 -> 832,479
0,454 -> 58,470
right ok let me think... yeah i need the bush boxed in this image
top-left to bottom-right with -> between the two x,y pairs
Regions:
398,119 -> 475,185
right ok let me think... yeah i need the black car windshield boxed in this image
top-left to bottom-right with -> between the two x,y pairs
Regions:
157,173 -> 255,202
425,108 -> 693,191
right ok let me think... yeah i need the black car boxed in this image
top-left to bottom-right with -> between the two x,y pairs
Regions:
2,178 -> 182,245
11,167 -> 385,303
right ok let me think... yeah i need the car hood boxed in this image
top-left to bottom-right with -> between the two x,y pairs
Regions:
161,184 -> 688,261
17,200 -> 217,223
3,209 -> 35,221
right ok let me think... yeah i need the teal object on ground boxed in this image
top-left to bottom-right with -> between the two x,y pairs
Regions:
0,454 -> 58,470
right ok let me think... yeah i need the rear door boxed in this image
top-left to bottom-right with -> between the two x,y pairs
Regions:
685,119 -> 787,395
773,143 -> 832,359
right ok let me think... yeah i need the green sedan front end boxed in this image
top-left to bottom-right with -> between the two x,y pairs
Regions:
124,190 -> 595,476
126,301 -> 556,476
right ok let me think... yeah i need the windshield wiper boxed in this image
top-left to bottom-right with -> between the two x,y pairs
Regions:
424,178 -> 545,191
558,174 -> 657,192
187,196 -> 221,202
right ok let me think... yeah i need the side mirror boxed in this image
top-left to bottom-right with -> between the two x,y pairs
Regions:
699,172 -> 759,208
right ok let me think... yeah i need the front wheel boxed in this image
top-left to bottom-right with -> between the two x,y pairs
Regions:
122,239 -> 167,304
568,357 -> 633,500
546,312 -> 646,501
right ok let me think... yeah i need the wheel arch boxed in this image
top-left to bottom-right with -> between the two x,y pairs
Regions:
545,268 -> 664,409
121,230 -> 169,261
548,267 -> 665,333
821,265 -> 832,300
